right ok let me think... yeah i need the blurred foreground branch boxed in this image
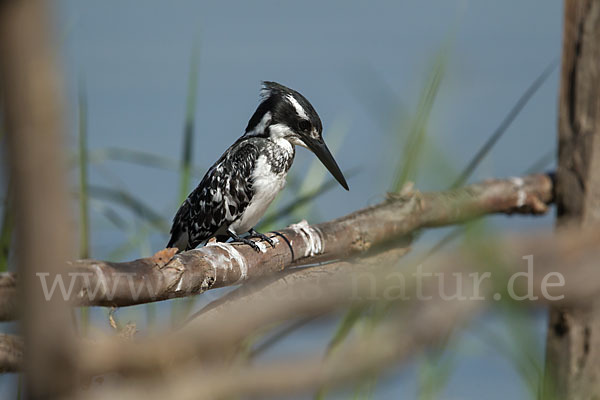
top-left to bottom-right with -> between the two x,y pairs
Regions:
77,225 -> 600,399
4,221 -> 600,398
0,0 -> 76,396
0,173 -> 552,319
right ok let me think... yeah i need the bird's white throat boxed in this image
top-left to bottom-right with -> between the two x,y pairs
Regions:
268,123 -> 296,154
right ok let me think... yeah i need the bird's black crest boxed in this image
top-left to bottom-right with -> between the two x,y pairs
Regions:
245,81 -> 322,135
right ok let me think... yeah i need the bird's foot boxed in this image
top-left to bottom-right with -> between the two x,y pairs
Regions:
238,237 -> 263,252
227,229 -> 262,252
248,228 -> 276,248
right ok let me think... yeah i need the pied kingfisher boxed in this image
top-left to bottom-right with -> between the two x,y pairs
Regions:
167,81 -> 349,252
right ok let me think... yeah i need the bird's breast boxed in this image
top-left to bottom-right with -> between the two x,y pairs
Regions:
252,154 -> 288,196
228,154 -> 289,234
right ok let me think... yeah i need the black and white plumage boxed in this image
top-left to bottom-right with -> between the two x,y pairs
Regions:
167,81 -> 348,252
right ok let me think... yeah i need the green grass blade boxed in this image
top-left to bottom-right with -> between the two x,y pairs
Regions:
422,62 -> 558,259
78,82 -> 90,259
179,43 -> 200,203
88,185 -> 169,232
317,48 -> 450,399
326,306 -> 365,356
88,147 -> 206,176
250,316 -> 317,359
16,373 -> 22,400
314,306 -> 368,400
320,54 -> 452,386
146,302 -> 157,332
459,222 -> 544,398
418,346 -> 455,400
77,81 -> 91,334
472,308 -> 542,398
314,307 -> 365,400
346,64 -> 408,130
419,134 -> 459,188
89,200 -> 130,231
450,60 -> 557,189
424,147 -> 556,259
0,181 -> 13,272
524,150 -> 555,175
108,223 -> 152,261
293,119 -> 348,220
172,42 -> 201,325
392,50 -> 447,192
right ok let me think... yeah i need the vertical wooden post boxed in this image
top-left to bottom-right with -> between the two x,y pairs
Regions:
0,0 -> 76,398
544,1 -> 600,398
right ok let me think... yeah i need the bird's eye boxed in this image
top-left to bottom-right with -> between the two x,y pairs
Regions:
298,120 -> 311,131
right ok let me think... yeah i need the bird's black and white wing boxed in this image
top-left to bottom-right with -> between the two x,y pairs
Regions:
167,141 -> 259,251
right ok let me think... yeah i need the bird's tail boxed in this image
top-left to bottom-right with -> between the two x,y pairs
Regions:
166,234 -> 177,250
166,228 -> 188,253
167,199 -> 191,252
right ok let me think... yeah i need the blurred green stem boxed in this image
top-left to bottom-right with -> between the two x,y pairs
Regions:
178,43 -> 200,203
392,50 -> 446,192
174,42 -> 201,325
0,180 -> 13,272
78,82 -> 90,259
293,119 -> 348,220
450,61 -> 558,189
78,82 -> 90,334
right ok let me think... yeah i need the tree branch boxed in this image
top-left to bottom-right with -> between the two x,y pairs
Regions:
0,173 -> 553,319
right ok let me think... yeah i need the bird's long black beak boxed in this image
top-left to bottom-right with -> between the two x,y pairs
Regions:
306,138 -> 349,190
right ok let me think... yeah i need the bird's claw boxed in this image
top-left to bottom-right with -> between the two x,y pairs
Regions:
236,237 -> 262,252
248,230 -> 276,248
